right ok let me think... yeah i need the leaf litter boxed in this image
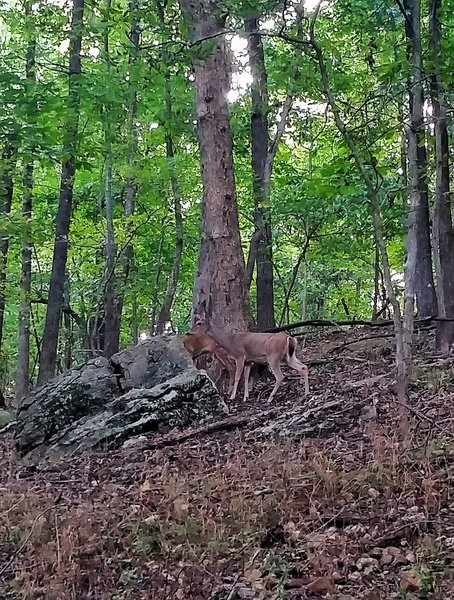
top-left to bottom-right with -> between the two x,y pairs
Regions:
0,327 -> 453,599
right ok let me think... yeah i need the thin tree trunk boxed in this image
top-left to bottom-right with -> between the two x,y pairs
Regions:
15,2 -> 36,404
0,143 -> 16,356
63,281 -> 72,369
308,10 -> 409,441
178,0 -> 252,330
300,260 -> 307,321
429,0 -> 454,351
120,0 -> 140,343
155,2 -> 183,334
131,295 -> 139,344
149,223 -> 165,334
156,70 -> 184,333
245,14 -> 275,330
403,0 -> 437,318
372,244 -> 380,320
101,0 -> 120,359
102,154 -> 120,358
15,163 -> 34,404
38,0 -> 84,385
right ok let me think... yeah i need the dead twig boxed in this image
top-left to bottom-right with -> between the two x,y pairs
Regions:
344,370 -> 395,389
0,495 -> 26,520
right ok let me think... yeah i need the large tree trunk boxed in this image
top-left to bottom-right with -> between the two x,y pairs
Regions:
245,14 -> 275,331
38,0 -> 84,385
178,0 -> 252,330
0,143 -> 16,356
429,0 -> 454,351
403,0 -> 437,318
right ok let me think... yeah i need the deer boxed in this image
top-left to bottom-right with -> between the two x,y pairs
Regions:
191,317 -> 309,404
183,329 -> 236,395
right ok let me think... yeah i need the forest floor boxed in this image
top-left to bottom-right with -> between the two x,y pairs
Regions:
1,327 -> 454,600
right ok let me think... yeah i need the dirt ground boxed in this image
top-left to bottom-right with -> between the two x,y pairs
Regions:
1,327 -> 453,599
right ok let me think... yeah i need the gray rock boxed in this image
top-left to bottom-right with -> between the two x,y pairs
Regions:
15,336 -> 226,462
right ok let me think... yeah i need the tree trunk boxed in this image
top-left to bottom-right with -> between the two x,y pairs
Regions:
309,14 -> 409,443
38,0 -> 84,385
403,0 -> 437,318
149,222 -> 165,334
245,14 -> 275,330
101,0 -> 121,359
429,0 -> 454,351
372,244 -> 380,320
120,0 -> 140,344
15,162 -> 34,405
102,155 -> 120,358
178,0 -> 252,330
0,143 -> 16,356
156,71 -> 184,333
15,2 -> 36,404
156,2 -> 184,334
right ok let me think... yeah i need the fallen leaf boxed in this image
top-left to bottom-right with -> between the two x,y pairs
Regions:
307,576 -> 333,593
140,479 -> 152,492
173,497 -> 189,518
400,569 -> 421,592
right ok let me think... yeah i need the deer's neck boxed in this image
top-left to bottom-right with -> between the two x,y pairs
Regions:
209,322 -> 236,354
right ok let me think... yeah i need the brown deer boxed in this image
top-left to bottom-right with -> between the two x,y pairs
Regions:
191,318 -> 309,404
183,330 -> 236,395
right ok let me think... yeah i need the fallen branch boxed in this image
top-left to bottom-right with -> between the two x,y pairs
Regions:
264,316 -> 445,334
141,408 -> 280,450
344,371 -> 395,389
267,318 -> 395,332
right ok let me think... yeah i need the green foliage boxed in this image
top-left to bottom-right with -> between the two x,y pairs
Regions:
0,0 -> 434,386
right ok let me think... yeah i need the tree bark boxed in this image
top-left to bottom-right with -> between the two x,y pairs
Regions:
429,0 -> 454,351
245,14 -> 275,330
403,0 -> 437,318
178,0 -> 252,330
0,143 -> 16,357
38,0 -> 84,385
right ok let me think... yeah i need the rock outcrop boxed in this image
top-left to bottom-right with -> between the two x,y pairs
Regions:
15,336 -> 227,461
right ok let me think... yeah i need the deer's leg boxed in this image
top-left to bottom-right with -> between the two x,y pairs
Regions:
242,363 -> 252,402
226,363 -> 236,397
229,355 -> 245,400
267,359 -> 284,404
287,354 -> 310,396
217,357 -> 235,396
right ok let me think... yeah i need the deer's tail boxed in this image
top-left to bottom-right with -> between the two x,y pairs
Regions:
286,335 -> 297,360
